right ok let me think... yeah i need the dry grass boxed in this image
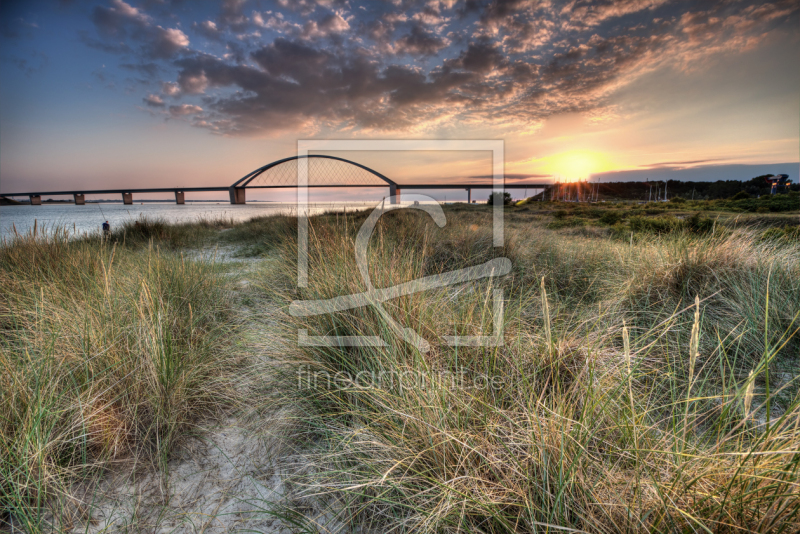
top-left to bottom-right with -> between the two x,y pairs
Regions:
3,207 -> 797,533
255,207 -> 800,533
0,226 -> 242,531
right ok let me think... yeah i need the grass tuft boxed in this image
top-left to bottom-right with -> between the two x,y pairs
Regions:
0,225 -> 242,531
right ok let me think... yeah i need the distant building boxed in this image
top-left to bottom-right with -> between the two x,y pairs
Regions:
765,174 -> 791,194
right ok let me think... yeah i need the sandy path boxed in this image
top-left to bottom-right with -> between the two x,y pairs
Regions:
56,250 -> 338,533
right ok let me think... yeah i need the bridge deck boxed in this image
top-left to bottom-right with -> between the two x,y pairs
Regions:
2,183 -> 549,198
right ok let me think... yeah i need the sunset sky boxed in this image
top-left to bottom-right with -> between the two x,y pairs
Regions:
1,0 -> 798,201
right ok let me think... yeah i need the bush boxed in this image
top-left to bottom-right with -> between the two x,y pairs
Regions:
587,208 -> 604,218
761,226 -> 800,244
599,211 -> 622,225
730,191 -> 751,200
629,215 -> 682,234
487,191 -> 512,205
685,212 -> 714,234
547,217 -> 586,229
669,196 -> 687,204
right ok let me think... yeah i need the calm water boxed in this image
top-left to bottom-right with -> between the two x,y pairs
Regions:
0,202 -> 377,239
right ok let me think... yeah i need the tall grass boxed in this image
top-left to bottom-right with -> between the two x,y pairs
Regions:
0,226 -> 241,531
260,207 -> 800,532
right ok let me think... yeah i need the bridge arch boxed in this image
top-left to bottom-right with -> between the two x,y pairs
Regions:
229,155 -> 397,204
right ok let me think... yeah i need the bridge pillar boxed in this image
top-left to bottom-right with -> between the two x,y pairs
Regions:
122,192 -> 133,205
74,194 -> 85,205
389,184 -> 401,204
175,191 -> 185,204
29,195 -> 42,205
229,187 -> 246,204
467,188 -> 471,204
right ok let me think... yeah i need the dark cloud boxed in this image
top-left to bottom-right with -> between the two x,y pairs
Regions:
120,61 -> 160,77
641,159 -> 724,169
79,30 -> 133,54
396,24 -> 449,56
593,163 -> 799,183
161,81 -> 181,96
91,0 -> 151,37
5,51 -> 48,77
80,0 -> 799,136
300,12 -> 350,39
90,0 -> 188,59
448,38 -> 507,72
192,20 -> 225,41
217,0 -> 249,32
468,173 -> 552,181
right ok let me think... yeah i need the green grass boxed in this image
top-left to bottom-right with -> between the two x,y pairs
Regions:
109,215 -> 237,248
252,205 -> 800,533
0,224 -> 243,531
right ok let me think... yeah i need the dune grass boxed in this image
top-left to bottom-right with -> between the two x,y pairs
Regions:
0,225 -> 242,531
256,206 -> 800,532
2,205 -> 797,532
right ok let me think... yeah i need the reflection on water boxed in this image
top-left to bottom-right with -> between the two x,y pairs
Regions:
0,202 -> 377,238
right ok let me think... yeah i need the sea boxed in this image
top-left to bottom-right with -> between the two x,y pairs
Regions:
0,201 -> 379,239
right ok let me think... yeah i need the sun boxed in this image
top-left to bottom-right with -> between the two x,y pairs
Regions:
538,150 -> 614,182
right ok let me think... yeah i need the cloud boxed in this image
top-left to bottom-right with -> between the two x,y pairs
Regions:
82,0 -> 795,137
149,26 -> 189,58
5,51 -> 48,77
193,20 -> 224,41
411,7 -> 449,26
162,81 -> 181,96
300,12 -> 350,39
252,11 -> 300,33
143,93 -> 164,107
91,0 -> 151,36
467,173 -> 551,181
120,62 -> 159,77
177,70 -> 209,94
396,24 -> 450,56
1,17 -> 40,39
592,163 -> 799,183
169,103 -> 203,116
218,0 -> 249,32
559,0 -> 671,29
90,0 -> 188,59
641,159 -> 724,169
447,38 -> 507,73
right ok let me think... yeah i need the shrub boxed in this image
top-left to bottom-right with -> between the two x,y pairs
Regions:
730,191 -> 751,200
685,212 -> 714,234
669,196 -> 687,204
487,191 -> 512,205
547,217 -> 586,229
761,226 -> 800,244
587,208 -> 604,218
629,215 -> 682,234
599,210 -> 622,225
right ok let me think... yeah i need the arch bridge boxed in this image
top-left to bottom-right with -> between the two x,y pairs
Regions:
1,155 -> 550,205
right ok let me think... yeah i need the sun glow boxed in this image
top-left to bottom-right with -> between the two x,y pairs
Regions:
537,150 -> 615,182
